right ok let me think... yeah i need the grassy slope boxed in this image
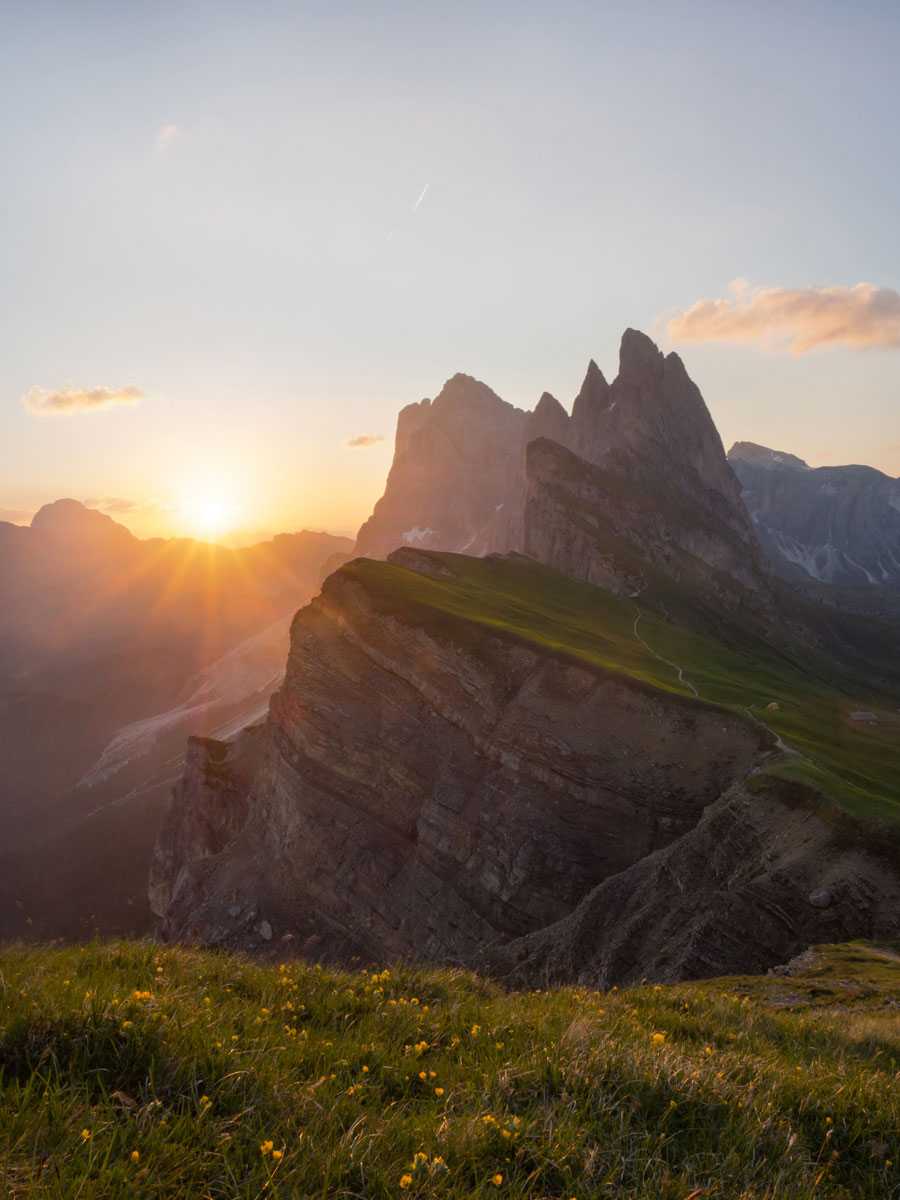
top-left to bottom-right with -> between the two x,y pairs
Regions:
2,940 -> 900,1199
343,553 -> 900,823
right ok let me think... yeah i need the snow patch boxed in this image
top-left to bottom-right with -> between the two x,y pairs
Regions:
402,526 -> 437,545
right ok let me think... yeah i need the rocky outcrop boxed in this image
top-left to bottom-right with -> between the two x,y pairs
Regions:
728,442 -> 900,588
494,775 -> 900,987
150,557 -> 768,957
355,333 -> 773,616
354,375 -> 529,560
522,437 -> 776,611
149,728 -> 266,927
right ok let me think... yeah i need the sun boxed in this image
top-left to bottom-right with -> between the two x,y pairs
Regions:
182,494 -> 235,539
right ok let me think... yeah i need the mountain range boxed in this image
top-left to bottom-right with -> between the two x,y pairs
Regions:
146,331 -> 900,986
0,506 -> 351,938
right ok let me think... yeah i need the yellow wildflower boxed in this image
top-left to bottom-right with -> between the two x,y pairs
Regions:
651,1032 -> 666,1044
492,1174 -> 503,1186
399,1175 -> 412,1190
131,1150 -> 140,1162
272,1149 -> 283,1160
435,1087 -> 444,1096
260,1140 -> 274,1155
80,1129 -> 90,1141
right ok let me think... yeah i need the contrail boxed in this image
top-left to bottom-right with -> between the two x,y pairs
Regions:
412,182 -> 429,213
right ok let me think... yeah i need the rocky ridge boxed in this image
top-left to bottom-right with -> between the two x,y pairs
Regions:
150,553 -> 769,961
728,442 -> 900,588
356,332 -> 773,614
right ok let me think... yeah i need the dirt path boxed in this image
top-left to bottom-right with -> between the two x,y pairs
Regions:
632,610 -> 699,698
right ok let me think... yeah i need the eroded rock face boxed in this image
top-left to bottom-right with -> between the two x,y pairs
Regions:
494,777 -> 900,987
354,333 -> 772,615
148,728 -> 265,929
151,563 -> 767,956
728,442 -> 900,588
354,375 -> 529,560
522,437 -> 775,610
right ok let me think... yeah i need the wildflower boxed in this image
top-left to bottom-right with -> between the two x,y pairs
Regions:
362,1065 -> 369,1073
131,1149 -> 140,1162
272,1149 -> 284,1160
260,1140 -> 274,1155
399,1175 -> 413,1190
412,1152 -> 429,1169
492,1174 -> 503,1186
419,1071 -> 427,1080
435,1087 -> 444,1096
80,1129 -> 90,1141
471,1024 -> 481,1036
651,1032 -> 666,1044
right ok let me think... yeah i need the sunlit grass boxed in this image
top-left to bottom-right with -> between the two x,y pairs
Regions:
2,939 -> 900,1198
341,552 -> 900,822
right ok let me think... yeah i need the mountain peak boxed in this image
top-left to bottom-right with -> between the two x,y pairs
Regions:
30,498 -> 135,541
728,442 -> 810,471
618,327 -> 665,382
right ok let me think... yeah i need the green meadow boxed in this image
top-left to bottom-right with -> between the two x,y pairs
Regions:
2,939 -> 900,1199
344,553 -> 900,822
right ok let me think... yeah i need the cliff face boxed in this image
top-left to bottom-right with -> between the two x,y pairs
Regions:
496,776 -> 900,988
355,333 -> 771,617
150,556 -> 767,958
522,437 -> 776,610
728,442 -> 900,588
354,375 -> 528,560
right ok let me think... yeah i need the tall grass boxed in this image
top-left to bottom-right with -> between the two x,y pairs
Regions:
2,940 -> 899,1198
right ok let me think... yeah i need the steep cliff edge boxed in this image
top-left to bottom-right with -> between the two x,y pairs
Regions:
493,775 -> 900,987
152,546 -> 900,982
150,552 -> 771,958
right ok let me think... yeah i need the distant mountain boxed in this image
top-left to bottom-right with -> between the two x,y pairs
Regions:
728,443 -> 900,588
0,504 -> 352,939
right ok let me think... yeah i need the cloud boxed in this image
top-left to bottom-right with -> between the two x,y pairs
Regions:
0,507 -> 32,525
345,433 -> 386,449
666,279 -> 900,354
22,384 -> 149,415
156,123 -> 181,151
84,495 -> 138,514
412,182 -> 429,213
84,495 -> 178,515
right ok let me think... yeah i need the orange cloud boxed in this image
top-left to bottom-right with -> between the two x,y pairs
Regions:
23,384 -> 148,415
667,280 -> 900,354
0,507 -> 32,525
345,433 -> 385,448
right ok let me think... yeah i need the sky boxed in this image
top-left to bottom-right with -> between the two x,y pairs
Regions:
1,0 -> 898,542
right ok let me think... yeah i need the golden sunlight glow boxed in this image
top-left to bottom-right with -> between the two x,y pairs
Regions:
181,494 -> 236,539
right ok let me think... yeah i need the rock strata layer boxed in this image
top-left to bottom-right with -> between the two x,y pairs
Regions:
150,559 -> 766,960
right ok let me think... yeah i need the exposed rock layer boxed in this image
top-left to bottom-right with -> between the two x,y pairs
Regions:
150,560 -> 767,959
494,776 -> 900,987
